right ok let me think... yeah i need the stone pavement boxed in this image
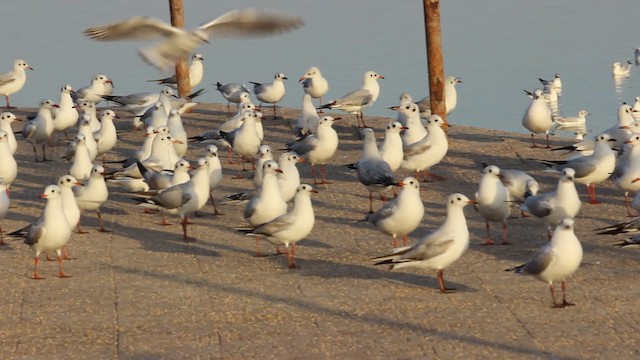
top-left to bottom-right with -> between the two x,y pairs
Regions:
0,104 -> 638,359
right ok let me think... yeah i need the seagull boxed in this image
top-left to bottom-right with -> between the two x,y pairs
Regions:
243,160 -> 288,255
0,130 -> 17,187
294,93 -> 320,137
240,184 -> 317,268
299,66 -> 329,109
83,8 -> 304,72
522,168 -> 581,238
167,109 -> 188,157
475,165 -> 511,245
394,92 -> 414,126
319,70 -> 384,128
415,76 -> 462,118
507,218 -> 583,308
113,132 -> 183,179
482,163 -> 539,217
522,88 -> 553,148
100,87 -> 175,117
57,175 -> 82,234
77,113 -> 99,160
21,99 -> 58,162
250,72 -> 287,119
391,103 -> 427,148
277,151 -> 303,203
73,165 -> 110,233
0,112 -> 20,155
0,178 -> 9,245
148,53 -> 205,88
287,115 -> 340,184
366,176 -> 424,248
52,84 -> 79,141
0,59 -> 33,109
538,73 -> 562,96
401,114 -> 449,182
144,102 -> 169,129
7,185 -> 72,279
203,145 -> 223,215
69,134 -> 93,181
73,74 -> 114,105
379,121 -> 407,172
613,133 -> 640,215
356,128 -> 396,213
95,109 -> 119,164
553,110 -> 590,128
74,99 -> 101,133
595,189 -> 640,236
215,82 -> 250,112
220,111 -> 262,171
137,159 -> 191,193
531,133 -> 617,204
135,157 -> 210,241
612,61 -> 632,77
372,193 -> 476,294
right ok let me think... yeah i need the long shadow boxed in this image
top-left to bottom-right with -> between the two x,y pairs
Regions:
110,264 -> 576,359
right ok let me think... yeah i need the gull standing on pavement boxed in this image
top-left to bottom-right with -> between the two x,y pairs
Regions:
522,168 -> 581,238
251,72 -> 287,119
0,59 -> 33,109
319,70 -> 384,128
215,82 -> 250,112
532,134 -> 617,204
507,218 -> 582,308
101,87 -> 174,117
415,76 -> 461,119
379,121 -> 407,172
475,165 -> 511,245
294,93 -> 320,137
287,115 -> 340,185
204,145 -> 223,215
401,114 -> 449,182
299,66 -> 329,109
219,111 -> 262,171
21,99 -> 58,162
69,135 -> 93,181
0,178 -> 9,245
77,113 -> 99,160
73,74 -> 114,105
74,100 -> 101,133
277,152 -> 303,203
613,133 -> 640,216
356,128 -> 396,213
83,8 -> 304,72
484,163 -> 539,217
0,112 -> 20,155
366,177 -> 424,248
95,109 -> 118,164
241,184 -> 317,268
373,193 -> 475,294
74,165 -> 110,233
167,109 -> 188,157
522,88 -> 553,148
8,185 -> 73,279
394,92 -> 414,126
52,84 -> 79,141
0,131 -> 17,187
149,53 -> 205,88
392,103 -> 427,148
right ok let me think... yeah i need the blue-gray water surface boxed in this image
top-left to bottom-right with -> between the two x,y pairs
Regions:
2,0 -> 640,137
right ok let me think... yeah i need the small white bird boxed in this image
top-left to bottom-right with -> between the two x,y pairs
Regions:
137,159 -> 191,193
401,114 -> 449,182
522,168 -> 581,237
8,185 -> 72,279
0,59 -> 33,109
392,103 -> 427,148
69,134 -> 93,181
319,70 -> 384,128
101,87 -> 175,117
507,218 -> 583,308
215,83 -> 250,112
538,73 -> 562,96
379,121 -> 407,172
73,74 -> 114,105
0,112 -> 20,155
0,177 -> 9,245
204,145 -> 223,215
52,84 -> 79,140
21,99 -> 58,162
394,92 -> 414,126
372,193 -> 475,294
148,53 -> 205,88
95,109 -> 119,163
277,151 -> 303,203
251,72 -> 287,119
166,109 -> 188,157
366,176 -> 424,248
487,164 -> 539,217
144,102 -> 169,129
475,165 -> 511,245
74,165 -> 110,233
612,61 -> 632,77
241,184 -> 317,268
415,76 -> 462,119
522,88 -> 553,148
83,8 -> 304,72
77,113 -> 99,160
0,131 -> 17,187
613,133 -> 640,215
299,66 -> 329,109
219,112 -> 262,171
287,116 -> 340,184
356,128 -> 396,213
553,110 -> 590,127
74,99 -> 101,133
294,93 -> 320,137
57,175 -> 82,232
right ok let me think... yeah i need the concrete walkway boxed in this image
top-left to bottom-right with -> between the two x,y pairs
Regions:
0,104 -> 638,359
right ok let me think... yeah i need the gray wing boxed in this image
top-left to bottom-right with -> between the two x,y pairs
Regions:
104,92 -> 156,107
84,16 -> 181,41
289,136 -> 319,156
403,135 -> 432,157
252,82 -> 268,95
518,245 -> 554,275
403,235 -> 455,261
523,194 -> 554,218
0,70 -> 16,86
357,159 -> 394,186
366,201 -> 397,224
152,183 -> 192,209
560,157 -> 598,178
252,213 -> 295,236
25,220 -> 45,246
415,96 -> 431,113
198,8 -> 304,39
334,88 -> 372,107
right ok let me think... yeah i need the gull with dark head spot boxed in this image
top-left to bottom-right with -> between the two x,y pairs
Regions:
319,71 -> 384,128
0,59 -> 33,109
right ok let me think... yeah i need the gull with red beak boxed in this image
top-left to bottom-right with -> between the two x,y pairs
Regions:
319,70 -> 384,128
299,66 -> 329,110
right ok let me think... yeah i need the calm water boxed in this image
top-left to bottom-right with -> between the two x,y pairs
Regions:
2,0 -> 640,136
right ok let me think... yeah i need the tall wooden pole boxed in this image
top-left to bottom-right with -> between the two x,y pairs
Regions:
423,0 -> 447,127
169,0 -> 190,98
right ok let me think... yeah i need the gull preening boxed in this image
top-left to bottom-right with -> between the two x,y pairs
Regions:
83,8 -> 304,72
0,59 -> 33,109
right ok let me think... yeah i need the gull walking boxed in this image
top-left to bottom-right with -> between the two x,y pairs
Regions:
319,70 -> 384,128
373,193 -> 475,293
522,88 -> 553,148
507,218 -> 582,308
0,59 -> 33,109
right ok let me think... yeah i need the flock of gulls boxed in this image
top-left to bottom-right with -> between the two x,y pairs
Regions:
0,7 -> 637,309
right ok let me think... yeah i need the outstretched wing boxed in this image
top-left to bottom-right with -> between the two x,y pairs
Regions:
84,16 -> 182,41
198,8 -> 304,40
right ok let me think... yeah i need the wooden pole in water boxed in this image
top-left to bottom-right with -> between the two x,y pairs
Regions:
423,0 -> 447,129
169,0 -> 190,98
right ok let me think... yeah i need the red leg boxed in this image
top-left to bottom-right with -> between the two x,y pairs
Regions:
392,235 -> 398,248
311,165 -> 318,184
254,236 -> 267,257
62,246 -> 75,260
181,217 -> 195,242
32,256 -> 44,280
437,269 -> 456,293
285,246 -> 297,268
624,192 -> 635,217
588,184 -> 601,204
227,148 -> 234,164
549,283 -> 561,308
530,133 -> 539,148
5,95 -> 14,109
76,218 -> 89,234
561,280 -> 575,307
57,255 -> 72,278
402,234 -> 408,246
320,164 -> 332,184
98,211 -> 111,232
500,221 -> 511,245
483,221 -> 494,245
545,133 -> 551,149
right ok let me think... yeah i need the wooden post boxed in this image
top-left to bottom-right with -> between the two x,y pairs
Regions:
169,0 -> 190,98
423,0 -> 447,128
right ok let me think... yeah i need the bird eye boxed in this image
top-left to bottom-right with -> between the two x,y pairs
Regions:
457,197 -> 461,201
